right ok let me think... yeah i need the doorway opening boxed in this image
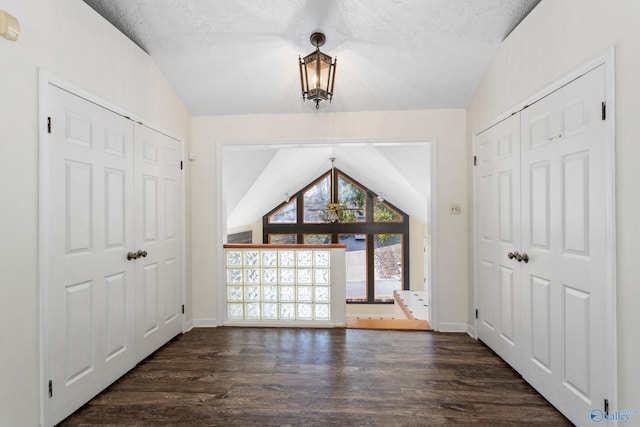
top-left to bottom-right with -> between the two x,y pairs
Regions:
221,141 -> 434,324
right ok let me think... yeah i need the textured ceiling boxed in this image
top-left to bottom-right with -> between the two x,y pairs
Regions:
82,0 -> 540,115
81,0 -> 540,228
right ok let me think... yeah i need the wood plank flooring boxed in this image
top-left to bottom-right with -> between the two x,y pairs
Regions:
59,328 -> 571,426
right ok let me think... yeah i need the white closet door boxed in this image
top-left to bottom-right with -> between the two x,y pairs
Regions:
520,65 -> 608,424
46,86 -> 136,425
133,123 -> 183,361
475,113 -> 522,371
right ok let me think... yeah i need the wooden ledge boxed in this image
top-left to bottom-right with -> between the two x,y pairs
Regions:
346,318 -> 431,331
224,244 -> 347,249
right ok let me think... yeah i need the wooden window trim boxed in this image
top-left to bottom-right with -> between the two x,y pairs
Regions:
263,168 -> 409,304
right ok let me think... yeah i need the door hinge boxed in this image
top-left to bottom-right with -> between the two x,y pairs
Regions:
182,304 -> 185,314
48,380 -> 53,398
604,399 -> 609,416
47,117 -> 51,134
473,156 -> 477,166
180,160 -> 183,170
475,309 -> 478,319
602,102 -> 606,120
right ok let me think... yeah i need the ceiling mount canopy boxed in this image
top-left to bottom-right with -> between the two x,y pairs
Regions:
299,32 -> 337,109
309,32 -> 326,48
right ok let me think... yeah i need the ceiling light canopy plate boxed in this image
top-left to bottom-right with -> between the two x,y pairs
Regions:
299,32 -> 336,109
309,32 -> 326,47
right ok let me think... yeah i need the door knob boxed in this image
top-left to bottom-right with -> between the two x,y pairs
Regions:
137,250 -> 148,258
127,251 -> 138,261
508,251 -> 519,260
516,253 -> 529,263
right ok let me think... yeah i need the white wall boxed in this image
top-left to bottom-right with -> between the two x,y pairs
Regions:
467,0 -> 640,411
191,109 -> 468,329
0,0 -> 190,425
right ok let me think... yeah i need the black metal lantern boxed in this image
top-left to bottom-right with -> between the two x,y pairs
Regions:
299,32 -> 337,109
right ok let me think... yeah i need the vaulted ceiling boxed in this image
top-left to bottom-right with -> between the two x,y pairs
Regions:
223,143 -> 431,228
82,0 -> 540,229
82,0 -> 540,115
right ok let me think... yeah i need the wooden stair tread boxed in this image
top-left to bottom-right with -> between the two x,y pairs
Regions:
346,318 -> 432,331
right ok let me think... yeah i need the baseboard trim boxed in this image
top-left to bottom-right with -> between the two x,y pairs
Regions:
466,324 -> 476,339
184,319 -> 195,333
192,318 -> 220,328
187,319 -> 473,335
437,322 -> 469,333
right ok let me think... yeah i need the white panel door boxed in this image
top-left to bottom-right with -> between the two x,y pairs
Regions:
134,123 -> 182,361
475,113 -> 522,371
46,86 -> 136,425
520,65 -> 608,425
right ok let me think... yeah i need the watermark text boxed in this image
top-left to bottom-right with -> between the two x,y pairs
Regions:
591,408 -> 640,423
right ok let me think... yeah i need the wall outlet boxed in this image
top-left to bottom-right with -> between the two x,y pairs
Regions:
449,203 -> 461,215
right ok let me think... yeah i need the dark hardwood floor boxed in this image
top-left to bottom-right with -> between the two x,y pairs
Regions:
60,328 -> 572,426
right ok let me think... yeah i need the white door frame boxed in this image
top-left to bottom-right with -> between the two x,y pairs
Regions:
215,138 -> 439,329
38,70 -> 187,427
472,47 -> 617,407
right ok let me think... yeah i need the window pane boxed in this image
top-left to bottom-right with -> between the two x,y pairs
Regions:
303,175 -> 331,223
269,199 -> 297,223
269,234 -> 296,244
340,234 -> 367,301
374,199 -> 402,223
374,234 -> 403,302
303,234 -> 331,244
338,174 -> 366,222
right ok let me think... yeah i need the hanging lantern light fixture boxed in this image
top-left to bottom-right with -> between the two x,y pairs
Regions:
299,32 -> 337,109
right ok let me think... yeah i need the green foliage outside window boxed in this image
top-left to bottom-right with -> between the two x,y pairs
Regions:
374,199 -> 401,242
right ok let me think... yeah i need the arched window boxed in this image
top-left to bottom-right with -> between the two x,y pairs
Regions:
263,168 -> 409,303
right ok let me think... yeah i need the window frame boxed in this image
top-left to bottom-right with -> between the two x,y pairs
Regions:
263,168 -> 409,304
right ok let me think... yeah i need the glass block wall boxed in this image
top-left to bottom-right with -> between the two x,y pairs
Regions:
225,248 -> 333,322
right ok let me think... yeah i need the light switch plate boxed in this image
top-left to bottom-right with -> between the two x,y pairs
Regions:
449,203 -> 461,215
